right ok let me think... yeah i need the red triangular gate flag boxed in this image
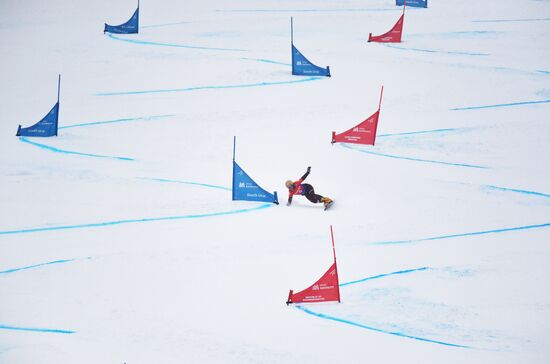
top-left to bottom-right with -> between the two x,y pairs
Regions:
332,110 -> 380,145
368,5 -> 405,43
286,262 -> 340,304
332,86 -> 383,146
287,226 -> 341,305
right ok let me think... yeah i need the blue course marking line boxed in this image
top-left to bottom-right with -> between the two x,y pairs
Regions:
106,33 -> 248,52
441,62 -> 544,77
140,177 -> 232,191
141,21 -> 191,29
0,325 -> 75,334
19,137 -> 134,161
59,114 -> 175,129
216,8 -> 400,13
472,18 -> 550,23
450,99 -> 550,111
297,267 -> 472,348
0,259 -> 75,275
339,267 -> 430,287
241,57 -> 291,66
382,44 -> 490,56
482,185 -> 550,199
95,77 -> 323,96
370,223 -> 550,246
295,306 -> 469,348
408,31 -> 501,39
377,128 -> 464,138
537,70 -> 550,75
340,144 -> 487,169
0,204 -> 273,236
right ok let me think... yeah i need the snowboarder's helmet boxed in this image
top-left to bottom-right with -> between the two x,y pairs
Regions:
285,180 -> 293,189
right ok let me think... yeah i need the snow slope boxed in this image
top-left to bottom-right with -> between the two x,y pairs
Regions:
1,0 -> 549,363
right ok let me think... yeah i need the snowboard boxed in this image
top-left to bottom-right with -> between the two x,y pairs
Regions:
324,201 -> 334,211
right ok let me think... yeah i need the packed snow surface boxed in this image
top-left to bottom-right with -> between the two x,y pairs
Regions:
1,0 -> 549,363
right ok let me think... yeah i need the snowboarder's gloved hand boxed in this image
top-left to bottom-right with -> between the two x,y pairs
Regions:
307,166 -> 311,173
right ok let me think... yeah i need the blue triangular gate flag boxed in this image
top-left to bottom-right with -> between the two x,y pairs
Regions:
396,0 -> 427,8
16,102 -> 59,137
292,45 -> 331,77
17,75 -> 60,137
232,161 -> 278,204
104,7 -> 139,34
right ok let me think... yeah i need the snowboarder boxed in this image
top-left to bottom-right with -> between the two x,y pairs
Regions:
285,167 -> 333,210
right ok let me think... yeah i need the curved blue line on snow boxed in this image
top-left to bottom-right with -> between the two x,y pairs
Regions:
472,18 -> 550,23
371,223 -> 550,246
59,114 -> 175,129
0,259 -> 75,275
340,267 -> 430,287
377,128 -> 465,138
95,77 -> 323,96
140,177 -> 232,191
450,99 -> 550,111
442,62 -> 545,77
216,8 -> 401,13
341,144 -> 487,169
19,137 -> 134,161
408,31 -> 502,39
241,57 -> 292,66
482,185 -> 550,199
0,324 -> 75,334
0,204 -> 273,236
106,33 -> 248,52
295,306 -> 469,348
382,43 -> 490,56
537,70 -> 550,75
141,21 -> 191,29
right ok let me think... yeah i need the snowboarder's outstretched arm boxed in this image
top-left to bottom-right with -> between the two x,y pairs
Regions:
300,166 -> 311,182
